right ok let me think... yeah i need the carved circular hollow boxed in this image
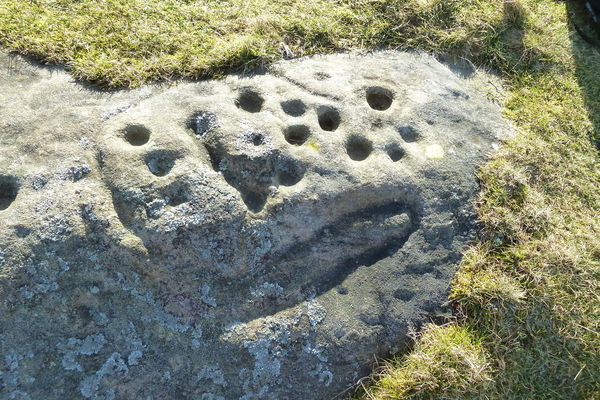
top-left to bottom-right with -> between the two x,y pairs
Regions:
281,100 -> 307,117
145,151 -> 178,177
346,136 -> 373,161
317,106 -> 340,131
277,169 -> 303,187
243,190 -> 267,213
164,181 -> 189,207
251,132 -> 266,146
276,160 -> 305,186
283,125 -> 311,146
236,89 -> 264,113
0,176 -> 18,211
188,111 -> 219,137
314,72 -> 331,80
398,125 -> 421,142
366,87 -> 394,111
386,144 -> 405,162
123,124 -> 151,146
394,288 -> 415,301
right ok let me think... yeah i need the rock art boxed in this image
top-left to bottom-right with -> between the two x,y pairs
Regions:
0,51 -> 512,399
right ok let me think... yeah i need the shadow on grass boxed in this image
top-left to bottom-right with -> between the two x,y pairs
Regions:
567,0 -> 600,149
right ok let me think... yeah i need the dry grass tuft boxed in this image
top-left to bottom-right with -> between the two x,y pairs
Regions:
362,324 -> 492,400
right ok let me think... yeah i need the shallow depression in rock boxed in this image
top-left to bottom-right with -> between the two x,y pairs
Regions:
189,110 -> 219,137
386,144 -> 405,162
145,151 -> 178,176
281,99 -> 306,117
123,124 -> 151,146
317,106 -> 340,131
283,125 -> 311,145
276,159 -> 305,186
243,189 -> 268,213
236,89 -> 264,113
346,136 -> 373,161
314,71 -> 331,80
0,176 -> 18,211
250,132 -> 266,146
398,125 -> 421,142
394,288 -> 415,301
163,181 -> 190,207
366,86 -> 394,111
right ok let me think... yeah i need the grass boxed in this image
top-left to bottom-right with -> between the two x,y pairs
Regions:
365,324 -> 493,399
0,0 -> 385,87
1,0 -> 599,399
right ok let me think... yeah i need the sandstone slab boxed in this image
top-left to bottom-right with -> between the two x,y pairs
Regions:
0,51 -> 511,400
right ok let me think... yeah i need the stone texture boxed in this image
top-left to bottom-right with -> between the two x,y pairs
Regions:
0,51 -> 512,400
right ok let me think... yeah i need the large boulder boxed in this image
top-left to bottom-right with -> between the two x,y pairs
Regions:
0,51 -> 511,400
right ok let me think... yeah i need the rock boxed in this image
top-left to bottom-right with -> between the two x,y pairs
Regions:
0,51 -> 512,399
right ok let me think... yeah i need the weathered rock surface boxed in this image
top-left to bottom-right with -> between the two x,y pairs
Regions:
0,51 -> 512,400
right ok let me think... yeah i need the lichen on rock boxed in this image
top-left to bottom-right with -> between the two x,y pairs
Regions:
0,50 -> 512,399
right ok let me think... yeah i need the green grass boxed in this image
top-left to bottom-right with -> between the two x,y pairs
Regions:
1,0 -> 599,399
0,0 -> 386,87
